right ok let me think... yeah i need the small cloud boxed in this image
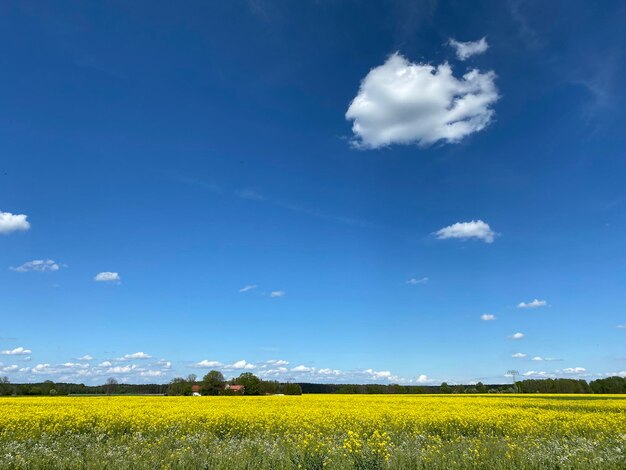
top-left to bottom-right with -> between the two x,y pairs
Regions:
510,332 -> 525,340
562,367 -> 586,374
617,324 -> 625,329
406,277 -> 428,285
531,356 -> 543,361
230,359 -> 255,370
266,359 -> 289,366
10,259 -> 62,273
107,365 -> 136,374
139,370 -> 165,377
270,291 -> 285,298
480,314 -> 496,321
416,374 -> 432,383
291,365 -> 313,372
98,361 -> 113,367
448,37 -> 489,60
122,352 -> 151,360
94,272 -> 121,283
239,284 -> 257,293
435,220 -> 496,243
517,299 -> 547,309
196,360 -> 223,368
77,355 -> 93,361
345,53 -> 498,148
1,347 -> 32,356
512,353 -> 527,358
365,369 -> 393,379
0,211 -> 30,234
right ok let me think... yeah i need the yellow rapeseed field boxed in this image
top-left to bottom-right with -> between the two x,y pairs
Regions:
1,394 -> 625,469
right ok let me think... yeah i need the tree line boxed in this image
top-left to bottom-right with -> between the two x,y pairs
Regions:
167,371 -> 302,396
1,375 -> 624,396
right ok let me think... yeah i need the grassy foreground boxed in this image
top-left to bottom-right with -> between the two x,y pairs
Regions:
1,394 -> 625,469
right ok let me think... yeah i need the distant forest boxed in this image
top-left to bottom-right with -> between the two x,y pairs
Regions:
1,375 -> 625,396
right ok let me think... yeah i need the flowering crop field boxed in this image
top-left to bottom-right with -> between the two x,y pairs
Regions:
1,395 -> 625,469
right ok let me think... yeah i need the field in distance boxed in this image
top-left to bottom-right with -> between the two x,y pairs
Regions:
1,394 -> 625,469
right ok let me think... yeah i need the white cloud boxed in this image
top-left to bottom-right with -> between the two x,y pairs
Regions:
531,356 -> 543,361
436,220 -> 496,243
107,365 -> 136,374
270,291 -> 285,298
10,259 -> 61,273
94,272 -> 121,283
512,353 -> 527,358
1,347 -> 32,356
522,370 -> 555,378
510,332 -> 525,340
0,211 -> 30,234
266,359 -> 289,366
139,370 -> 164,377
291,365 -> 313,372
449,37 -> 489,60
480,314 -> 496,321
98,361 -> 112,367
196,360 -> 223,368
239,284 -> 257,293
317,368 -> 342,376
365,369 -> 393,379
416,374 -> 432,383
617,324 -> 625,329
0,365 -> 18,373
77,355 -> 93,361
122,352 -> 151,360
517,299 -> 547,309
562,367 -> 586,374
406,277 -> 428,285
230,359 -> 256,370
345,53 -> 498,148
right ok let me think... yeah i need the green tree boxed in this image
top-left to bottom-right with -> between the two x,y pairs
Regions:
476,382 -> 488,393
168,377 -> 191,396
440,382 -> 452,394
283,383 -> 302,395
201,370 -> 225,395
235,372 -> 261,395
104,377 -> 118,395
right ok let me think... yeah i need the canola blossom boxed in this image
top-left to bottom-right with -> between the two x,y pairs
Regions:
0,394 -> 625,469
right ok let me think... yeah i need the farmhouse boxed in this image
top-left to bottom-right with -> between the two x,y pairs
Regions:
225,384 -> 245,393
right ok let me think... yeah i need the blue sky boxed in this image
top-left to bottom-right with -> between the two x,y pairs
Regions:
1,0 -> 625,385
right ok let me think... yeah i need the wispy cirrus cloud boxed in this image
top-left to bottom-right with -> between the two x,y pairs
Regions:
406,277 -> 428,285
239,284 -> 257,293
10,259 -> 62,273
448,37 -> 489,60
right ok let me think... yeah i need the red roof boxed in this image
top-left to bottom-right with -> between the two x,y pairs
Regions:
191,384 -> 201,392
